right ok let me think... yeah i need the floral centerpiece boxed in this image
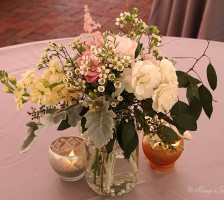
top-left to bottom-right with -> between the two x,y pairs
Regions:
0,6 -> 217,197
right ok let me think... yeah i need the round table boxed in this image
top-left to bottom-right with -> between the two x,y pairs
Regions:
0,36 -> 224,200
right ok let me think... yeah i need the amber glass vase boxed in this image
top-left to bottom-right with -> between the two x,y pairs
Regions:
142,135 -> 183,170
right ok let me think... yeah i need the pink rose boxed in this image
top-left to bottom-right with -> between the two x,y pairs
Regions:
76,50 -> 101,83
85,69 -> 100,82
108,35 -> 138,59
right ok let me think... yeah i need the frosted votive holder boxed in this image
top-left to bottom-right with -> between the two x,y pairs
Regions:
49,136 -> 87,181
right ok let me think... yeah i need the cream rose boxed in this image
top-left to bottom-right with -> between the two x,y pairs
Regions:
131,60 -> 161,100
152,83 -> 178,112
159,59 -> 178,85
108,35 -> 138,59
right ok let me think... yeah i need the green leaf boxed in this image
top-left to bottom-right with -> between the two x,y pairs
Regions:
141,98 -> 155,117
57,117 -> 71,131
81,117 -> 87,133
135,43 -> 143,58
158,112 -> 177,127
171,101 -> 191,116
117,119 -> 138,159
207,63 -> 217,90
198,85 -> 213,118
189,96 -> 202,120
176,71 -> 200,88
172,113 -> 197,131
116,118 -> 126,150
84,101 -> 116,148
176,71 -> 189,88
105,131 -> 116,154
157,125 -> 180,144
170,101 -> 197,130
187,83 -> 199,101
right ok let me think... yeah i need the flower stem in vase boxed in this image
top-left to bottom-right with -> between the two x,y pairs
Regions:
105,152 -> 116,193
100,154 -> 104,192
92,148 -> 99,184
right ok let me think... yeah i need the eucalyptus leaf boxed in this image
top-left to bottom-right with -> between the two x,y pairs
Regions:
140,98 -> 155,117
187,82 -> 199,102
84,101 -> 116,148
135,43 -> 143,58
189,96 -> 202,120
157,125 -> 180,144
176,71 -> 200,88
117,119 -> 138,159
207,63 -> 217,90
198,85 -> 213,118
176,71 -> 189,88
105,131 -> 116,154
57,117 -> 71,131
172,113 -> 197,131
171,101 -> 191,116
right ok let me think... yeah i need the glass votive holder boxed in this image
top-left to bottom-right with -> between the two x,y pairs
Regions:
49,136 -> 87,181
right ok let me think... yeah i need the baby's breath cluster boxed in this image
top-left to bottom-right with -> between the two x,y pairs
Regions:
115,8 -> 148,39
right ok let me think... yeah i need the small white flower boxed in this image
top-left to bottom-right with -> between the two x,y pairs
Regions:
114,80 -> 122,88
117,95 -> 123,101
98,86 -> 105,92
111,102 -> 117,107
116,64 -> 124,71
75,69 -> 81,75
98,78 -> 106,85
97,66 -> 110,78
108,74 -> 115,81
121,56 -> 131,65
80,65 -> 89,75
63,77 -> 69,83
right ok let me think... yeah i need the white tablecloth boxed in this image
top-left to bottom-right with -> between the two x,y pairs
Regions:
0,37 -> 224,200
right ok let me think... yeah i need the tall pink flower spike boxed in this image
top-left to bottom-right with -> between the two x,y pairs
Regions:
83,5 -> 101,33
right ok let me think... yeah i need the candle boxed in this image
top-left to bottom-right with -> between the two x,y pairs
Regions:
49,136 -> 87,181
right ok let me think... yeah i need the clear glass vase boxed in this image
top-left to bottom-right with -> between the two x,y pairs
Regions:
85,140 -> 138,197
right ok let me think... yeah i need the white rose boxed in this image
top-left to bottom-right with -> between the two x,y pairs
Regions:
131,60 -> 161,100
152,83 -> 178,112
159,59 -> 178,85
108,35 -> 138,59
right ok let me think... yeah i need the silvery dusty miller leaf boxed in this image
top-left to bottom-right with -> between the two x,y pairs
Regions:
85,101 -> 116,148
20,114 -> 54,153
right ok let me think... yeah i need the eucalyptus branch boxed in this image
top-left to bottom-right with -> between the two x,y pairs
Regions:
186,40 -> 210,73
192,69 -> 203,83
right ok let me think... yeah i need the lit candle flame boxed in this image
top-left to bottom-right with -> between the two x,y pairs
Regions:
69,150 -> 75,156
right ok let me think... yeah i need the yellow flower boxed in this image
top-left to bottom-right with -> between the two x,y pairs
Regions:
16,69 -> 36,89
29,82 -> 51,105
42,60 -> 64,83
13,88 -> 27,110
